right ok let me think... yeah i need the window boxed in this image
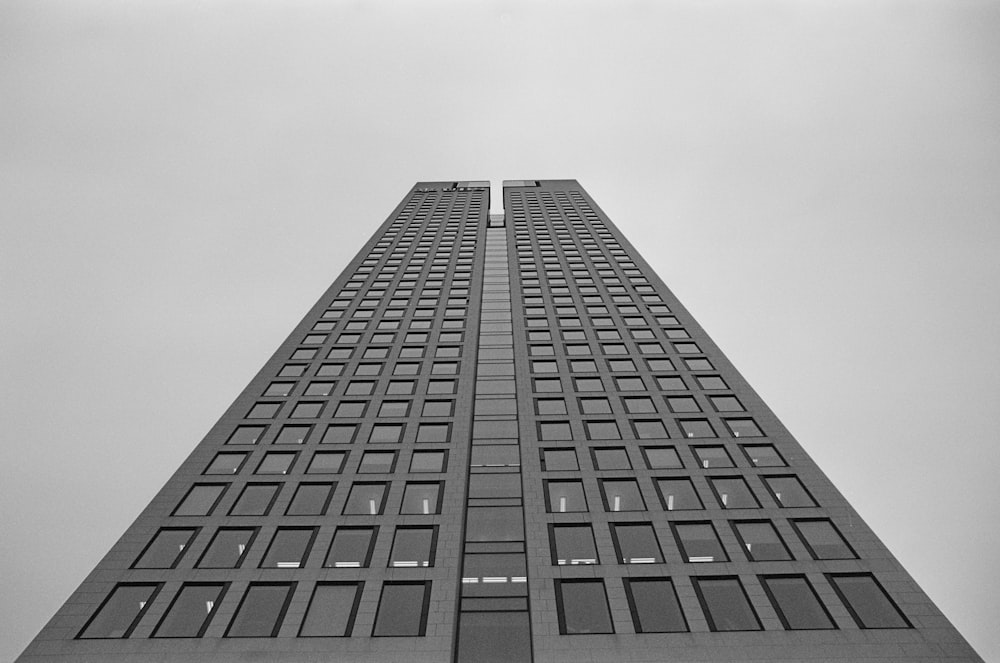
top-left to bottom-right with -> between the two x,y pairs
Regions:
306,450 -> 346,474
741,444 -> 786,467
299,583 -> 362,637
624,579 -> 687,633
828,574 -> 910,628
666,396 -> 701,413
555,580 -> 613,634
358,451 -> 396,474
274,425 -> 311,445
286,483 -> 334,516
684,358 -> 713,370
317,363 -> 344,377
579,397 -> 612,414
427,379 -> 456,394
378,401 -> 410,417
763,476 -> 817,507
539,421 -> 572,441
709,477 -> 760,509
369,423 -> 404,443
733,521 -> 792,561
724,418 -> 764,438
325,527 -> 377,568
710,395 -> 744,412
422,400 -> 454,417
632,419 -> 669,439
246,402 -> 280,419
410,450 -> 447,473
642,446 -> 683,469
656,478 -> 703,510
610,523 -> 663,564
225,583 -> 295,637
260,528 -> 316,568
574,377 -> 605,392
624,396 -> 657,413
550,524 -> 598,565
173,484 -> 227,516
256,451 -> 297,475
456,613 -> 531,663
673,522 -> 727,562
695,375 -> 727,390
321,424 -> 357,444
592,447 -> 631,470
389,526 -> 437,567
204,452 -> 248,475
546,480 -> 588,512
465,506 -> 523,542
533,377 -> 563,393
678,419 -> 716,439
133,528 -> 197,569
334,401 -> 367,417
693,446 -> 734,468
78,583 -> 161,639
387,380 -> 415,394
343,483 -> 388,515
373,582 -> 431,636
400,482 -> 442,514
541,448 -> 578,471
585,420 -> 621,440
600,479 -> 645,511
614,376 -> 645,391
693,577 -> 761,631
761,576 -> 835,630
197,528 -> 257,568
416,423 -> 450,443
792,519 -> 856,559
534,398 -> 567,415
226,426 -> 265,445
152,583 -> 226,638
229,483 -> 279,516
290,402 -> 323,418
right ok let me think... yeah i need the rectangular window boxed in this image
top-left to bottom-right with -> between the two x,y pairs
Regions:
550,524 -> 598,565
274,424 -> 311,445
204,452 -> 249,475
642,446 -> 682,469
673,522 -> 728,562
828,574 -> 911,628
373,582 -> 431,637
225,583 -> 295,637
152,583 -> 227,638
732,521 -> 792,561
761,575 -> 835,630
555,580 -> 613,634
343,483 -> 388,515
307,451 -> 346,474
541,448 -> 578,471
763,475 -> 817,507
325,527 -> 378,568
229,483 -> 279,516
255,451 -> 297,475
226,426 -> 265,445
624,578 -> 687,633
693,446 -> 734,469
260,528 -> 316,569
585,420 -> 621,440
591,447 -> 631,470
546,480 -> 588,513
321,424 -> 357,444
358,451 -> 396,474
709,477 -> 760,509
172,484 -> 227,517
369,423 -> 404,443
792,519 -> 857,559
678,419 -> 716,439
599,479 -> 645,511
610,523 -> 663,564
655,478 -> 703,510
78,583 -> 161,639
196,528 -> 257,568
693,577 -> 761,631
132,528 -> 197,569
299,583 -> 363,637
741,443 -> 786,467
389,526 -> 437,567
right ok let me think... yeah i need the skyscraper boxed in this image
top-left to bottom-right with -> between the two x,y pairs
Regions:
17,180 -> 982,662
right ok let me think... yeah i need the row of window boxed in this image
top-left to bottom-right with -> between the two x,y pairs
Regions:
533,415 -> 764,440
540,443 -> 785,471
204,447 -> 448,476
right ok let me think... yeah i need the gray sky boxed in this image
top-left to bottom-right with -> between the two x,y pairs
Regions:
2,1 -> 998,660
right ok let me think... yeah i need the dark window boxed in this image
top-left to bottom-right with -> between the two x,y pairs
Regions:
290,402 -> 323,418
465,507 -> 523,542
792,519 -> 857,559
761,576 -> 835,630
642,446 -> 682,469
666,396 -> 701,413
693,577 -> 761,631
400,482 -> 442,514
732,521 -> 792,561
550,524 -> 598,565
456,612 -> 531,663
673,522 -> 728,562
614,376 -> 645,391
693,446 -> 734,468
306,450 -> 346,474
373,582 -> 431,636
225,583 -> 295,637
379,400 -> 410,417
226,426 -> 265,445
741,444 -> 786,467
274,425 -> 311,445
343,483 -> 388,515
246,402 -> 280,419
78,583 -> 160,639
574,377 -> 605,392
325,527 -> 377,568
152,583 -> 226,638
369,423 -> 404,443
410,450 -> 447,473
724,418 -> 764,438
624,579 -> 687,633
229,483 -> 279,516
204,452 -> 248,475
592,447 -> 631,470
173,484 -> 227,516
321,424 -> 357,444
389,526 -> 437,567
334,401 -> 367,417
678,419 -> 716,438
763,476 -> 817,507
655,478 -> 703,510
422,400 -> 454,416
555,580 -> 613,634
611,523 -> 663,564
286,483 -> 334,516
709,477 -> 760,509
539,421 -> 573,441
709,395 -> 744,412
600,479 -> 645,511
546,480 -> 588,512
585,420 -> 621,440
197,528 -> 257,568
416,423 -> 450,443
304,381 -> 334,396
541,448 -> 578,471
828,574 -> 910,628
299,583 -> 363,637
624,396 -> 657,413
387,380 -> 415,394
695,375 -> 728,390
358,451 -> 396,474
260,528 -> 316,568
579,397 -> 612,415
255,451 -> 297,475
133,528 -> 197,569
536,398 -> 568,415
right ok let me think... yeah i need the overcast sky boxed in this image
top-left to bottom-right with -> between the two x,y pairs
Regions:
2,1 -> 998,661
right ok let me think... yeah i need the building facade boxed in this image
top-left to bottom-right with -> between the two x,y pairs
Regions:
17,180 -> 982,662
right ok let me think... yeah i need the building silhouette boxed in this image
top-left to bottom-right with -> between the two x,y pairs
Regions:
17,180 -> 982,662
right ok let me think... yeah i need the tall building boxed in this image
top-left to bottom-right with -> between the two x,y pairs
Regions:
18,180 -> 981,662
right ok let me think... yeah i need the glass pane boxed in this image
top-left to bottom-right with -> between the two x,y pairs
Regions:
710,395 -> 744,411
390,528 -> 435,567
226,584 -> 293,637
230,484 -> 278,516
552,525 -> 598,565
830,575 -> 910,628
154,584 -> 224,637
765,476 -> 817,507
601,479 -> 645,511
410,451 -> 446,472
725,418 -> 763,438
710,477 -> 759,509
633,420 -> 669,439
542,448 -> 578,471
734,522 -> 791,561
592,448 -> 630,470
359,451 -> 396,473
547,481 -> 587,512
256,452 -> 296,475
205,452 -> 247,475
656,478 -> 702,510
465,507 -> 523,542
370,424 -> 404,443
794,520 -> 856,559
321,424 -> 357,444
457,611 -> 531,663
763,576 -> 834,630
325,528 -> 376,568
260,529 -> 314,568
666,396 -> 700,413
307,451 -> 345,474
612,523 -> 662,564
742,444 -> 786,467
674,523 -> 727,562
693,447 -> 733,468
626,579 -> 687,633
558,581 -> 613,634
79,584 -> 158,638
373,583 -> 428,636
585,421 -> 621,439
400,483 -> 441,514
227,426 -> 265,445
274,425 -> 310,445
300,584 -> 361,637
197,529 -> 255,568
174,484 -> 225,516
696,578 -> 760,631
343,484 -> 386,515
134,529 -> 196,569
643,447 -> 682,469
